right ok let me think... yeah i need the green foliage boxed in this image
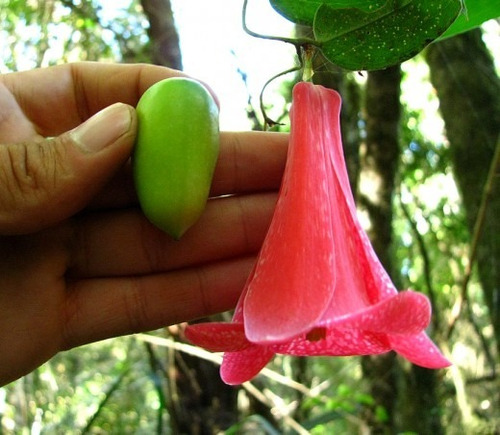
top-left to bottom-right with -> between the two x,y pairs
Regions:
395,101 -> 470,312
269,0 -> 462,70
270,0 -> 499,57
270,0 -> 387,24
440,0 -> 500,39
314,0 -> 461,70
0,337 -> 168,433
0,0 -> 148,72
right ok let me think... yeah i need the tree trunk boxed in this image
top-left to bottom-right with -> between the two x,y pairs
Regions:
398,366 -> 445,435
140,0 -> 183,70
425,29 -> 500,355
361,66 -> 401,269
168,347 -> 238,434
359,65 -> 445,434
359,66 -> 402,433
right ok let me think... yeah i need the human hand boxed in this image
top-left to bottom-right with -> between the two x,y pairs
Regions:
0,62 -> 287,386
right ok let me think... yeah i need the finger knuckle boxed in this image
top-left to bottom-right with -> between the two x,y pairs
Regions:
0,140 -> 68,208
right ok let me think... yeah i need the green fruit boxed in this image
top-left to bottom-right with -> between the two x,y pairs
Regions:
133,77 -> 220,239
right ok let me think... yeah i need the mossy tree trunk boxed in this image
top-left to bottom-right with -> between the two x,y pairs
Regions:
360,66 -> 444,434
425,29 -> 500,356
359,66 -> 402,434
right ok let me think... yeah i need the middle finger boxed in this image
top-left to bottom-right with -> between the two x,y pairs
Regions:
89,131 -> 288,209
68,192 -> 277,278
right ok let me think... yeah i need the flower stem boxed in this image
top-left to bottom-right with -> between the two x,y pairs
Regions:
301,45 -> 316,82
242,0 -> 322,129
242,0 -> 319,50
259,65 -> 300,130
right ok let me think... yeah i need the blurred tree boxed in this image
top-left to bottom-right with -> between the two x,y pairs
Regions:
359,66 -> 403,434
426,29 -> 500,356
361,66 -> 402,278
140,0 -> 182,69
164,329 -> 239,434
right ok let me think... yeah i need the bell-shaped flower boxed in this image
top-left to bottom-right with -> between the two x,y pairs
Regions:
185,81 -> 450,385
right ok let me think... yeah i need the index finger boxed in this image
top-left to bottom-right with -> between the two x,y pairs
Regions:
2,62 -> 195,137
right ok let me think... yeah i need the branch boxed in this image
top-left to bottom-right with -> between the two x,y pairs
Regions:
258,65 -> 300,129
135,333 -> 311,395
447,135 -> 500,339
137,333 -> 372,431
398,192 -> 440,331
241,0 -> 317,49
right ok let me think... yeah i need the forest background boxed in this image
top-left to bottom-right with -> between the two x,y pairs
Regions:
0,0 -> 499,433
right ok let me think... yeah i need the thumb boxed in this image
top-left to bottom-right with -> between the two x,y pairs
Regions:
0,103 -> 136,235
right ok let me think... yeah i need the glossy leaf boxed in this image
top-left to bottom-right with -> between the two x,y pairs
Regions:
439,0 -> 500,40
314,0 -> 463,70
269,0 -> 387,25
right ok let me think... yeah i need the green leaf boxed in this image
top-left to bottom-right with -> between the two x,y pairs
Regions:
314,0 -> 462,71
269,0 -> 387,25
439,0 -> 500,40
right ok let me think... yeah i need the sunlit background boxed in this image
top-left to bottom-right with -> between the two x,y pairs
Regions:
171,0 -> 296,130
1,0 -> 498,134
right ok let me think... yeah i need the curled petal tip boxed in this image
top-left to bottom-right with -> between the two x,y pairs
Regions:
220,346 -> 274,385
390,333 -> 451,369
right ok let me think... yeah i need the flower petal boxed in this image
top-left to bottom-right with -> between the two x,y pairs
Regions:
322,291 -> 431,334
221,346 -> 275,385
185,323 -> 249,352
274,329 -> 391,356
389,333 -> 451,368
321,165 -> 398,317
243,83 -> 340,343
185,82 -> 450,386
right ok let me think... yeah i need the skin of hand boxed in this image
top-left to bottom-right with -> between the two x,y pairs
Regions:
0,62 -> 288,386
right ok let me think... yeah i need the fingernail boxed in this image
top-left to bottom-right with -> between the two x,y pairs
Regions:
71,103 -> 132,153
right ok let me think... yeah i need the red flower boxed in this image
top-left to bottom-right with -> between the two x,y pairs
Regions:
185,82 -> 450,385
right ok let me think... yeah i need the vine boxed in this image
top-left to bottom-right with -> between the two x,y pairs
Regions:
242,0 -> 320,129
